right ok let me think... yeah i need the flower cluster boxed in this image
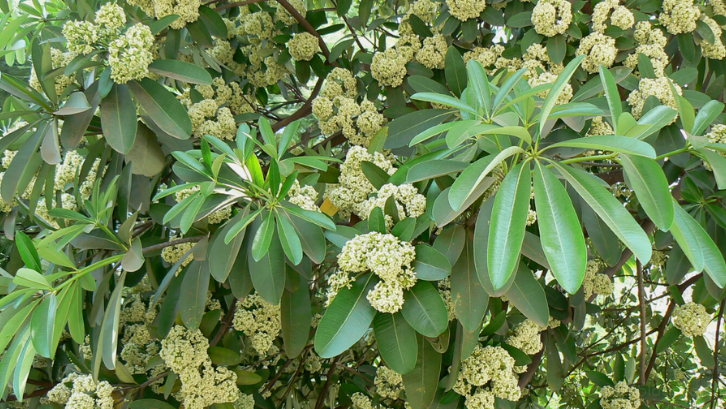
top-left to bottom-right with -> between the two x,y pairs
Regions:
592,0 -> 634,32
288,180 -> 320,212
45,373 -> 115,408
600,381 -> 641,409
453,345 -> 522,408
583,260 -> 614,298
505,320 -> 544,355
659,0 -> 700,35
672,302 -> 711,337
62,21 -> 99,55
587,116 -> 614,136
576,32 -> 618,74
700,16 -> 726,60
446,0 -> 486,21
375,366 -> 404,400
531,0 -> 572,37
416,34 -> 448,70
325,146 -> 395,218
371,48 -> 410,88
108,23 -> 155,84
523,43 -> 563,78
626,22 -> 669,77
128,0 -> 201,29
233,293 -> 282,355
30,49 -> 77,96
626,77 -> 682,121
337,232 -> 416,313
529,71 -> 573,105
160,325 -> 242,408
161,234 -> 195,267
289,32 -> 320,61
356,183 -> 427,229
174,185 -> 232,223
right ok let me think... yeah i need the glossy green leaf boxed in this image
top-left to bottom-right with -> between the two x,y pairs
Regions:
248,219 -> 286,304
413,244 -> 452,281
180,261 -> 210,330
373,312 -> 418,374
670,202 -> 726,287
449,147 -> 524,211
401,334 -> 442,409
445,46 -> 467,97
451,241 -> 488,332
540,55 -> 585,136
401,281 -> 449,337
148,59 -> 213,84
281,281 -> 312,358
251,211 -> 275,262
277,212 -> 303,265
619,154 -> 674,230
504,263 -> 549,327
546,135 -> 656,158
128,78 -> 192,139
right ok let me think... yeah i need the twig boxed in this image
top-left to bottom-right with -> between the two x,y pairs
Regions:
711,299 -> 725,409
315,355 -> 342,409
142,236 -> 203,254
210,298 -> 238,347
3,387 -> 55,402
518,332 -> 545,389
637,261 -> 647,384
276,0 -> 330,58
272,75 -> 325,132
643,301 -> 676,381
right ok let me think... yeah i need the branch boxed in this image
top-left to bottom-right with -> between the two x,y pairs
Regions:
315,355 -> 342,409
276,0 -> 330,58
637,261 -> 647,384
272,75 -> 324,132
210,298 -> 238,347
643,300 -> 676,382
711,298 -> 725,409
518,332 -> 545,389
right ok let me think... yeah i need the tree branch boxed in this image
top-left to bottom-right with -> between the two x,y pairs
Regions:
643,300 -> 676,382
637,261 -> 647,384
276,0 -> 330,58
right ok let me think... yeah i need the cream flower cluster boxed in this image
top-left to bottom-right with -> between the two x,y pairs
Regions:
416,34 -> 448,69
338,232 -> 417,313
506,320 -> 544,355
626,22 -> 669,77
626,77 -> 682,121
182,77 -> 257,116
446,0 -> 486,21
54,150 -> 101,199
275,0 -> 307,25
672,302 -> 711,337
375,366 -> 404,399
531,0 -> 572,37
587,116 -> 614,136
127,0 -> 201,29
161,234 -> 195,267
232,293 -> 282,355
371,48 -> 410,88
523,44 -> 564,78
36,194 -> 78,229
288,180 -> 320,212
409,0 -> 438,22
659,0 -> 700,35
700,16 -> 726,60
356,183 -> 427,230
351,392 -> 374,409
324,269 -> 354,306
160,326 -> 242,408
592,0 -> 634,32
45,373 -> 114,409
30,48 -> 77,96
289,32 -> 320,61
325,146 -> 395,218
0,172 -> 34,213
706,124 -> 726,166
529,72 -> 573,105
648,250 -> 667,270
62,21 -> 98,55
108,23 -> 154,84
453,345 -> 522,408
600,381 -> 641,409
583,260 -> 614,298
95,3 -> 127,41
576,32 -> 618,74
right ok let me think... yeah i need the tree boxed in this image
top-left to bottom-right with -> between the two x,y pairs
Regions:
0,0 -> 726,407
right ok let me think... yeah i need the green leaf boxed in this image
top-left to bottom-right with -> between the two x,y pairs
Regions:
148,59 -> 213,85
401,334 -> 442,409
545,135 -> 656,158
408,122 -> 457,146
504,263 -> 549,327
451,241 -> 488,332
466,60 -> 492,116
533,161 -> 587,294
553,163 -> 652,263
0,302 -> 35,355
360,160 -> 390,189
413,244 -> 452,281
586,370 -> 615,387
121,237 -> 145,272
373,312 -> 418,374
692,100 -> 725,136
100,83 -> 138,154
99,271 -> 126,372
15,231 -> 41,273
599,65 -> 622,134
127,78 -> 192,139
619,154 -> 674,230
407,159 -> 468,183
385,109 -> 454,149
54,91 -> 91,115
449,147 -> 524,211
277,212 -> 303,265
315,274 -> 378,358
251,211 -> 275,262
540,55 -> 585,136
180,261 -> 210,330
13,268 -> 52,291
248,221 -> 286,304
655,326 -> 681,353
488,162 -> 531,291
149,14 -> 180,34
209,211 -> 247,282
547,34 -> 566,64
128,400 -> 177,409
401,281 -> 449,337
670,202 -> 726,287
208,346 -> 241,366
445,46 -> 467,97
412,92 -> 478,116
282,203 -> 337,231
282,211 -> 327,264
281,282 -> 312,358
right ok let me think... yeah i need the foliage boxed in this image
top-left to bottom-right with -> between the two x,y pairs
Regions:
3,0 -> 726,408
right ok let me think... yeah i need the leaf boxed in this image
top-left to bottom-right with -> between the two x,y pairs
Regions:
101,83 -> 138,154
449,147 -> 524,211
533,161 -> 587,294
281,282 -> 312,358
148,59 -> 213,84
251,211 -> 275,262
553,163 -> 652,263
692,100 -> 725,136
586,371 -> 615,387
433,225 -> 466,265
488,162 -> 531,291
373,312 -> 418,374
125,123 -> 167,177
619,154 -> 674,230
547,34 -> 566,64
546,135 -> 656,158
408,122 -> 457,146
451,241 -> 488,332
30,294 -> 55,358
411,92 -> 478,116
385,109 -> 453,149
15,231 -> 41,273
282,211 -> 327,264
282,203 -> 337,231
670,202 -> 726,287
208,346 -> 241,366
180,260 -> 210,330
53,91 -> 91,115
99,271 -> 126,372
413,244 -> 452,281
248,221 -> 286,304
127,78 -> 192,139
445,46 -> 467,97
360,160 -> 390,189
599,65 -> 622,133
656,326 -> 681,353
129,400 -> 177,409
504,263 -> 549,328
13,268 -> 52,291
540,55 -> 585,136
315,274 -> 378,358
401,281 -> 449,337
401,334 -> 442,409
277,211 -> 303,265
467,60 -> 492,116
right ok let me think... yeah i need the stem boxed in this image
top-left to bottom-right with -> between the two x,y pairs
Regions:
637,261 -> 647,385
711,299 -> 725,409
654,146 -> 689,161
559,153 -> 617,165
